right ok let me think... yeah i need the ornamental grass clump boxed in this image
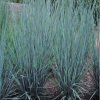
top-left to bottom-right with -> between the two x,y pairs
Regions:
0,0 -> 98,100
0,0 -> 7,93
0,0 -> 54,99
51,0 -> 96,99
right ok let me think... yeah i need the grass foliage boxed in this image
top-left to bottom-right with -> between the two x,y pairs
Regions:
0,0 -> 98,100
51,1 -> 96,99
0,1 -> 6,40
0,1 -> 53,99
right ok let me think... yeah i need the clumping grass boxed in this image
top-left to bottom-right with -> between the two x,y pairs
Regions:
0,0 -> 98,100
0,0 -> 7,92
0,0 -> 54,99
51,0 -> 96,99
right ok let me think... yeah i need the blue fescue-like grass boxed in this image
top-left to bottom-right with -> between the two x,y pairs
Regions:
0,0 -> 54,99
0,34 -> 6,92
0,0 -> 7,92
51,0 -> 96,99
0,0 -> 98,100
0,1 -> 6,40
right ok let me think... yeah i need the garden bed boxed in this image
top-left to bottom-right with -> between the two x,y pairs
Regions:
0,1 -> 99,100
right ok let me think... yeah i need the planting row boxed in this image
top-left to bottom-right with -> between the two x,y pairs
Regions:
0,0 -> 99,100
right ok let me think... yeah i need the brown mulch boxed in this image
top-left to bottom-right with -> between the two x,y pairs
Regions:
81,70 -> 96,100
43,72 -> 60,99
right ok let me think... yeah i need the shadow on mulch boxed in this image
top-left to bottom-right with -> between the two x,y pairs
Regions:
83,94 -> 99,100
